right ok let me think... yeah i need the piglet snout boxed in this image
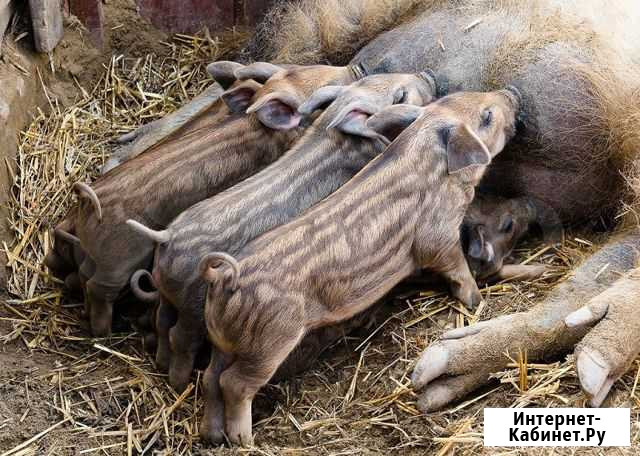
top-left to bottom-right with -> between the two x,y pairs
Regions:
467,227 -> 494,264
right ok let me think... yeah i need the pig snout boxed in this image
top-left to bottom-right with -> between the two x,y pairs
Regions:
464,225 -> 502,279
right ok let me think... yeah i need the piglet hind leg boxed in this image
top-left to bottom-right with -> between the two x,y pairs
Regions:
85,270 -> 130,336
220,331 -> 304,446
412,233 -> 640,411
200,349 -> 228,444
154,296 -> 177,373
168,315 -> 206,392
565,268 -> 640,406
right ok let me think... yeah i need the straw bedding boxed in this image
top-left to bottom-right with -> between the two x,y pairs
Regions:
1,30 -> 639,456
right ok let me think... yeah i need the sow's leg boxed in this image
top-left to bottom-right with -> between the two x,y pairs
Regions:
566,267 -> 640,406
412,232 -> 640,411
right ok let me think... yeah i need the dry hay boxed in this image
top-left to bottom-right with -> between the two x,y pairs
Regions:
1,34 -> 639,456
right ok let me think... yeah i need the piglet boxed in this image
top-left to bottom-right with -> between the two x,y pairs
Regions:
462,193 -> 563,281
198,87 -> 521,445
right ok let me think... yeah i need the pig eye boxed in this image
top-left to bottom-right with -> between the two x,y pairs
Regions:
481,109 -> 493,127
500,216 -> 514,233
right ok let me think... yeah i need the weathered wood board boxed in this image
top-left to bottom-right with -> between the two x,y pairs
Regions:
29,0 -> 64,52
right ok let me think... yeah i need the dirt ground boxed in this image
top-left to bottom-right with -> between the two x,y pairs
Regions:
1,2 -> 639,455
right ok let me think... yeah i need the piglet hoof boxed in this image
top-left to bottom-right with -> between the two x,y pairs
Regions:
452,282 -> 482,310
412,314 -> 531,411
225,416 -> 254,447
199,423 -> 226,445
565,271 -> 640,407
64,273 -> 82,294
143,333 -> 157,353
155,347 -> 170,373
43,251 -> 69,281
169,372 -> 191,395
168,358 -> 194,393
90,311 -> 113,338
114,124 -> 151,144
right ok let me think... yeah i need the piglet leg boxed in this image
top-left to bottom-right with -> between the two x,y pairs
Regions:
495,264 -> 548,282
565,268 -> 640,406
103,83 -> 224,173
412,233 -> 640,411
155,297 -> 177,372
200,349 -> 229,444
220,330 -> 304,446
437,244 -> 483,309
168,315 -> 205,392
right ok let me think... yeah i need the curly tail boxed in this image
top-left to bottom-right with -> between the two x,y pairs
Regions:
126,220 -> 171,244
130,269 -> 160,304
73,183 -> 102,222
198,252 -> 240,292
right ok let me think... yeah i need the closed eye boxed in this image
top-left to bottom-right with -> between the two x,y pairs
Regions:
500,216 -> 514,233
481,109 -> 493,127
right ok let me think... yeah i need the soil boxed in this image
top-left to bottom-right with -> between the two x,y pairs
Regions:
1,3 -> 639,455
48,0 -> 169,107
0,0 -> 170,286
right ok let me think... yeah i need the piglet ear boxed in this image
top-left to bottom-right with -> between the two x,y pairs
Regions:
234,62 -> 284,83
207,61 -> 245,89
444,123 -> 491,174
325,100 -> 389,143
365,104 -> 423,142
298,85 -> 344,116
247,91 -> 302,130
221,80 -> 264,114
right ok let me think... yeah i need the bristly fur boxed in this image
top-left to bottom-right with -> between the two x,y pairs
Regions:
245,0 -> 434,65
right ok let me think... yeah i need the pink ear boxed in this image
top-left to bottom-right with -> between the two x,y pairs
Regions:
256,100 -> 302,130
247,91 -> 303,131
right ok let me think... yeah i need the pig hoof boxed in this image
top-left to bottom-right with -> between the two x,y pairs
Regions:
155,348 -> 170,373
452,283 -> 482,310
90,317 -> 112,337
226,422 -> 253,447
64,273 -> 82,294
115,124 -> 150,144
169,367 -> 191,393
199,424 -> 226,445
565,275 -> 640,407
43,252 -> 70,280
412,314 -> 528,411
143,333 -> 157,353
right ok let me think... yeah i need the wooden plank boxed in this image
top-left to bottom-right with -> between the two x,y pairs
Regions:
136,0 -> 234,33
29,0 -> 64,52
0,0 -> 13,54
68,0 -> 103,48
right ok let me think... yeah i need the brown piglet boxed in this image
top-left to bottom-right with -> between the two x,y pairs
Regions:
462,193 -> 563,281
197,87 -> 521,445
